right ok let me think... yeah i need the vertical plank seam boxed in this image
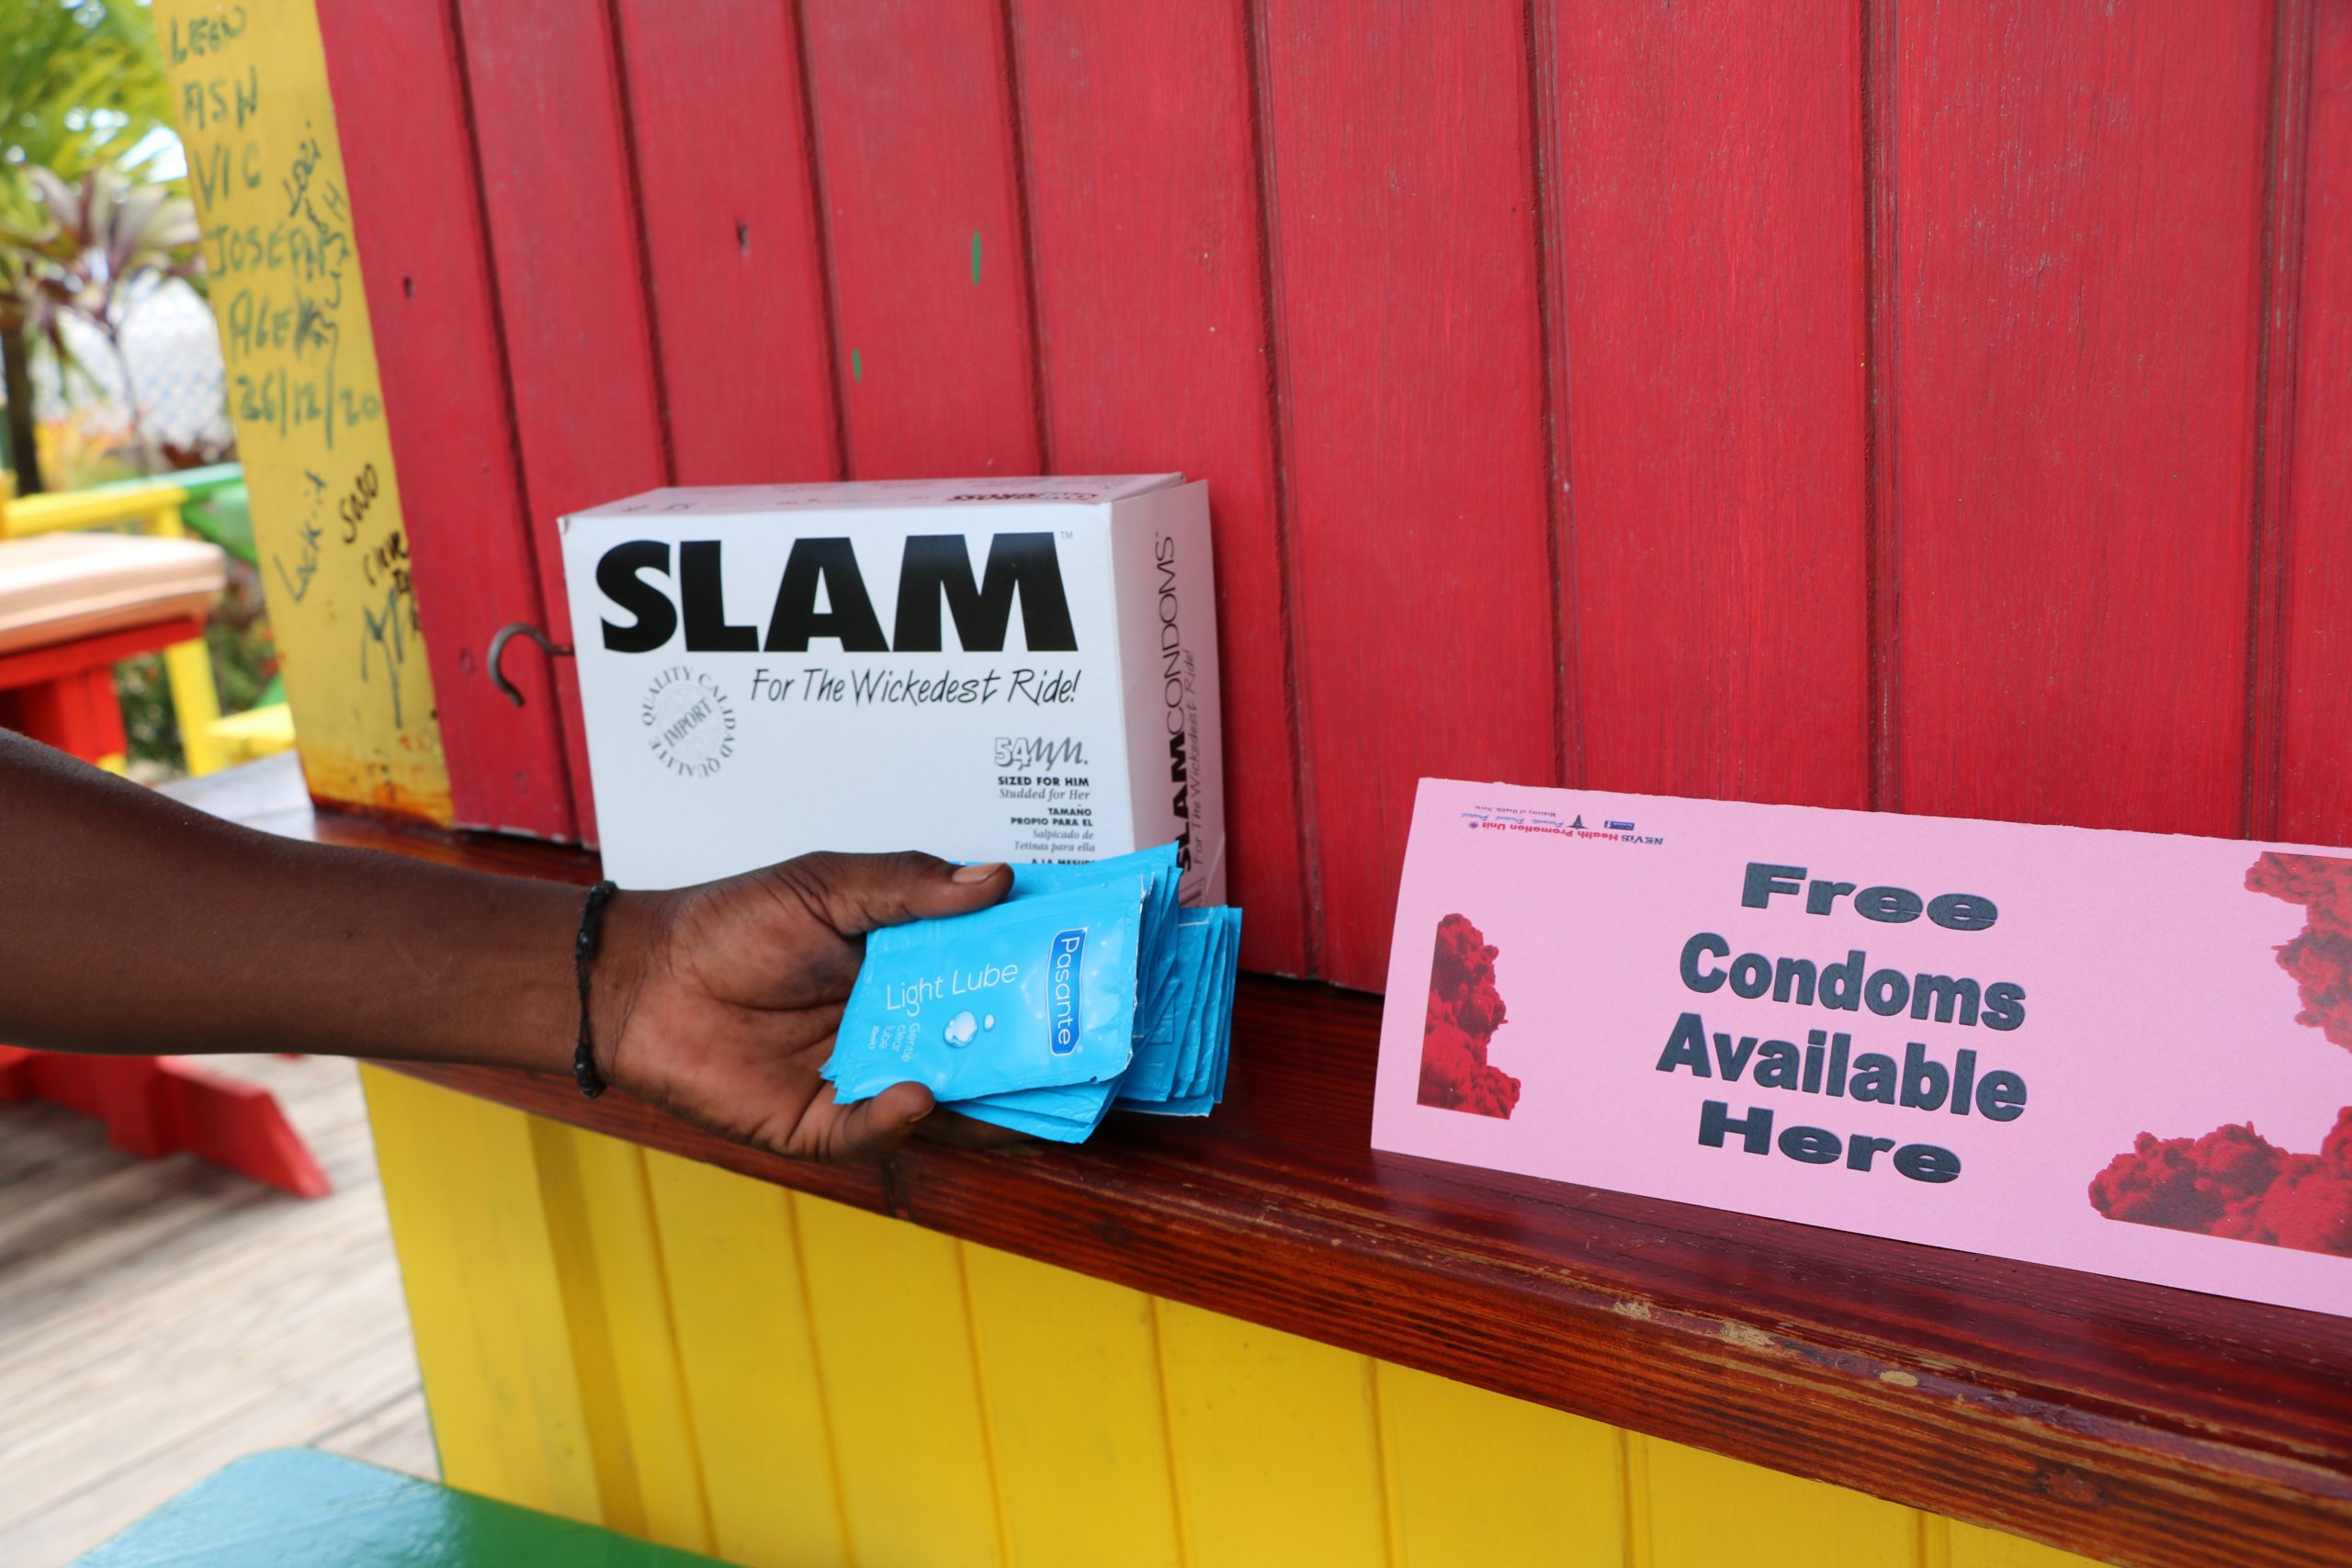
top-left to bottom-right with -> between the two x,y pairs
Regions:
1146,1297 -> 1196,1568
442,1089 -> 515,1499
1241,0 -> 1326,976
440,0 -> 579,832
1368,1362 -> 1409,1568
1917,1509 -> 1951,1568
629,1147 -> 718,1551
787,0 -> 855,479
1522,0 -> 1581,790
952,1242 -> 1017,1568
997,0 -> 1055,473
2244,0 -> 2318,842
355,1067 -> 455,1483
785,1194 -> 862,1568
1618,1429 -> 1650,1568
600,0 -> 677,487
1860,0 -> 1902,814
526,1121 -> 640,1530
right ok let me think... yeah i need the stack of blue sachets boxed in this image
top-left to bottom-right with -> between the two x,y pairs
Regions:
823,844 -> 1242,1141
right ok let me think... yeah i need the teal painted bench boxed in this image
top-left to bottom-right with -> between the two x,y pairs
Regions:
72,1450 -> 723,1566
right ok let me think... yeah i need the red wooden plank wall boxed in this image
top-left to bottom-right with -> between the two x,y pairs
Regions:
2279,0 -> 2352,847
613,0 -> 840,490
322,0 -> 2352,991
317,0 -> 573,839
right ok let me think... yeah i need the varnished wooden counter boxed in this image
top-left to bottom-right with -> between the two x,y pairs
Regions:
187,755 -> 2352,1568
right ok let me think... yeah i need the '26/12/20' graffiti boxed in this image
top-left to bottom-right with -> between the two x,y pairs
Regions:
161,0 -> 450,814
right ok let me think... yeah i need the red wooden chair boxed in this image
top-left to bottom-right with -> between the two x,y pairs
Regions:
0,532 -> 329,1198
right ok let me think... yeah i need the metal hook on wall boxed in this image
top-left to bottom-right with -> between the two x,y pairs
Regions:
486,621 -> 573,708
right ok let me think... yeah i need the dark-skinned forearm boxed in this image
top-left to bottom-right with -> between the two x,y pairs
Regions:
0,732 -> 646,1071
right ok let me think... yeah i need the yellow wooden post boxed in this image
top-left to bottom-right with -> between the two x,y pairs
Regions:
154,0 -> 455,821
142,505 -> 230,776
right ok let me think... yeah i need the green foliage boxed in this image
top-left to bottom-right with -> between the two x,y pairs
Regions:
0,0 -> 175,317
1,1 -> 175,491
116,554 -> 277,773
1,1 -> 172,210
2,160 -> 202,470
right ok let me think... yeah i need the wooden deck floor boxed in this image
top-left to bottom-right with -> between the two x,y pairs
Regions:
0,1053 -> 435,1567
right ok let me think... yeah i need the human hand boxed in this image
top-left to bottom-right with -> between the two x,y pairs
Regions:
594,851 -> 1020,1162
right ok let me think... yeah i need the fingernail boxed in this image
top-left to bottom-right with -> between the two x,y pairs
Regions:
952,862 -> 1007,884
906,1105 -> 933,1124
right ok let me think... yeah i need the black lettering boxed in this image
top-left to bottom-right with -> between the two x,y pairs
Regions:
1711,1032 -> 1759,1082
1982,981 -> 2028,1032
1975,1069 -> 2028,1122
1893,1143 -> 1962,1183
1820,950 -> 1866,1010
1680,932 -> 1729,993
680,540 -> 758,651
597,541 -> 676,652
1656,1012 -> 1712,1077
893,533 -> 1077,652
1846,1134 -> 1895,1171
1909,974 -> 1982,1026
1864,967 -> 1911,1016
1855,885 -> 1924,922
1771,956 -> 1818,1005
1728,953 -> 1771,998
1778,1125 -> 1842,1164
1805,880 -> 1859,915
1698,1100 -> 1773,1154
1754,1040 -> 1801,1089
1849,1052 -> 1897,1104
1742,863 -> 1806,909
1928,893 -> 1998,931
763,537 -> 887,651
1899,1041 -> 1949,1111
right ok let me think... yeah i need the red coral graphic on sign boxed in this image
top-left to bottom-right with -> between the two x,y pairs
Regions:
1419,913 -> 1521,1119
2088,851 -> 2352,1256
2088,1109 -> 2352,1258
2247,852 -> 2352,1053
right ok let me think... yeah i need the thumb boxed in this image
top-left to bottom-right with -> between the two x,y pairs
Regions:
788,850 -> 1012,937
808,1079 -> 937,1162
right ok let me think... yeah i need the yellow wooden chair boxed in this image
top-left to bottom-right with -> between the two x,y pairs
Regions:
0,468 -> 294,775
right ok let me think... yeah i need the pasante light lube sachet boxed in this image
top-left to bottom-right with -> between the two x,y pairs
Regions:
559,476 -> 1226,908
827,844 -> 1242,1141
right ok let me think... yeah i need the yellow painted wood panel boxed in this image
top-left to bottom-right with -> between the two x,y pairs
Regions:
962,1243 -> 1185,1568
1375,1361 -> 1626,1568
1158,1298 -> 1392,1568
1635,1433 -> 1920,1568
1943,1517 -> 2109,1568
642,1149 -> 850,1568
153,0 -> 452,819
364,1095 -> 2120,1568
527,1121 -> 652,1539
555,1127 -> 717,1555
792,1195 -> 1004,1568
357,1067 -> 599,1522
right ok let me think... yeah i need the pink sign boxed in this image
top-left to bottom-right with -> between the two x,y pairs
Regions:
1372,780 -> 2352,1318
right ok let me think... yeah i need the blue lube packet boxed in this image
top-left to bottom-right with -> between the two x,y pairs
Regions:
824,840 -> 1242,1141
1007,844 -> 1183,1028
824,875 -> 1148,1106
944,846 -> 1180,1137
